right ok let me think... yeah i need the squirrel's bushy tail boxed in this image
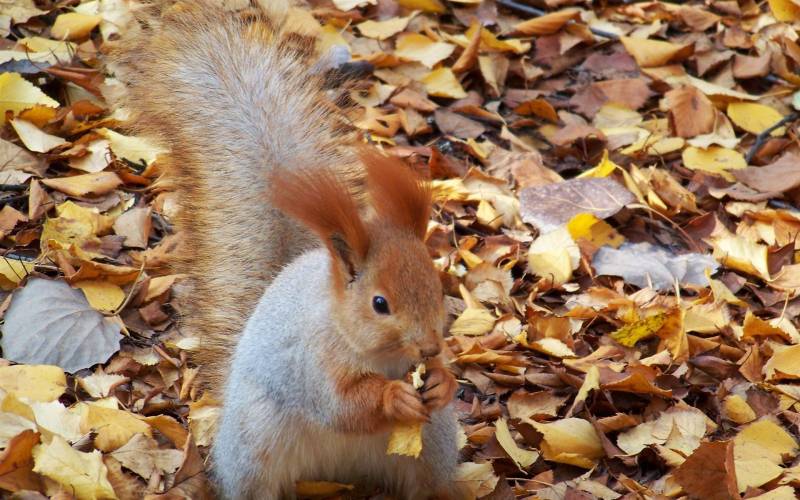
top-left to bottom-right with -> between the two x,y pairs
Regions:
111,0 -> 360,392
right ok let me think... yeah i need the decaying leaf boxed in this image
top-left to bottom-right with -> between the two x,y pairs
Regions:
593,242 -> 718,290
520,177 -> 634,233
1,278 -> 121,372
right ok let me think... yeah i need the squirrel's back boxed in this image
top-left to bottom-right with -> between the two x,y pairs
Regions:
111,0 -> 362,390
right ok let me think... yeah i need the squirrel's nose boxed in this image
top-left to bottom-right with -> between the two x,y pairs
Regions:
420,343 -> 441,358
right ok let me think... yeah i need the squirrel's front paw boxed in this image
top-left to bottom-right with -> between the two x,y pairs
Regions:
421,367 -> 457,411
383,380 -> 429,424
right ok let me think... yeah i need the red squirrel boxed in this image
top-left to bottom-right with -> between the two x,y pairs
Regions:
111,0 -> 465,497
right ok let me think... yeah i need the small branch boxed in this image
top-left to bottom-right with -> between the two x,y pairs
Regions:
496,0 -> 621,40
745,112 -> 799,164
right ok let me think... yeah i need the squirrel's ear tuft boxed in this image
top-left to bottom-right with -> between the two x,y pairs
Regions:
271,169 -> 369,282
360,149 -> 432,240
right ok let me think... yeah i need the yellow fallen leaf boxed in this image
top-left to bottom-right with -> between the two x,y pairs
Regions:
387,421 -> 423,458
395,33 -> 455,68
567,213 -> 624,248
620,36 -> 693,67
17,37 -> 75,59
567,365 -> 600,416
0,365 -> 65,402
529,337 -> 576,358
41,172 -> 122,197
734,419 -> 798,492
331,0 -> 375,10
40,200 -> 109,260
0,257 -> 34,290
79,402 -> 152,452
398,0 -> 445,12
28,400 -> 82,443
51,12 -> 101,40
454,462 -> 500,498
463,24 -> 530,54
356,13 -> 416,40
579,149 -> 619,178
708,272 -> 747,307
618,404 -> 706,456
610,313 -> 667,347
421,68 -> 467,99
74,280 -> 125,312
746,486 -> 797,500
743,310 -> 790,341
727,102 -> 785,136
723,395 -> 756,424
449,307 -> 496,336
32,435 -> 116,500
532,418 -> 604,468
711,234 -> 770,280
769,0 -> 800,21
621,135 -> 685,156
97,128 -> 166,166
387,364 -> 426,458
528,227 -> 579,286
682,146 -> 746,181
10,119 -> 67,153
513,8 -> 580,35
318,24 -> 349,56
78,372 -> 129,399
188,393 -> 221,447
764,344 -> 800,381
495,417 -> 539,469
69,139 -> 111,173
0,72 -> 59,124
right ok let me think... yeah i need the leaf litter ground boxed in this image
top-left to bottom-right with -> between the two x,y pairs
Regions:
2,0 -> 800,498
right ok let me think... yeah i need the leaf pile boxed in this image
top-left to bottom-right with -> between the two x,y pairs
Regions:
2,0 -> 800,498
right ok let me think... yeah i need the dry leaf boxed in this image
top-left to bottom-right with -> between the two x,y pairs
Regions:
0,365 -> 65,402
10,119 -> 67,153
495,417 -> 538,469
32,435 -> 116,500
2,278 -> 121,372
532,418 -> 604,468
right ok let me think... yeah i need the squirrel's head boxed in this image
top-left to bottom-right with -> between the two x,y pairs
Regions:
272,149 -> 445,367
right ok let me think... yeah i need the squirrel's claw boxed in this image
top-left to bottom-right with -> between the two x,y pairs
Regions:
421,367 -> 457,411
383,380 -> 429,424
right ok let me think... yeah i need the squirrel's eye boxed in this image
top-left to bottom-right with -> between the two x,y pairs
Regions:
372,295 -> 390,315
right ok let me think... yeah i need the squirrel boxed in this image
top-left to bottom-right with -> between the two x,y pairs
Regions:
110,0 -> 466,498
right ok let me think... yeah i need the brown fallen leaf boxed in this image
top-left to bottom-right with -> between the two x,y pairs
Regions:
0,430 -> 43,493
41,172 -> 123,197
663,85 -> 716,138
672,440 -> 739,500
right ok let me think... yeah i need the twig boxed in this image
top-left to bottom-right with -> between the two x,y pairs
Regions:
496,0 -> 621,40
745,112 -> 799,164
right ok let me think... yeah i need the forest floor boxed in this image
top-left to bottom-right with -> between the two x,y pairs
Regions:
2,0 -> 800,498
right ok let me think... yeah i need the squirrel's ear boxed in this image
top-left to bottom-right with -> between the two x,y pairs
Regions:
360,149 -> 431,240
330,233 -> 360,281
271,169 -> 369,285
